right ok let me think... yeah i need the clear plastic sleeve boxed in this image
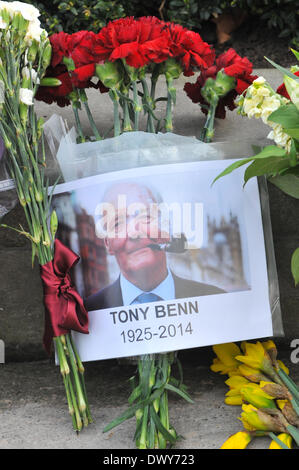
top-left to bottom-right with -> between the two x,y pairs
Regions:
44,114 -> 284,338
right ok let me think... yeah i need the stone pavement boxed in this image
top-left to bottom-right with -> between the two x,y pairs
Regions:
0,68 -> 299,449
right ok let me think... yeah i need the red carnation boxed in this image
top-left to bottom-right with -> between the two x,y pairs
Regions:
50,32 -> 71,68
216,48 -> 257,94
95,16 -> 170,68
184,48 -> 257,118
71,63 -> 96,86
50,30 -> 102,70
277,71 -> 299,98
166,23 -> 215,76
35,65 -> 73,107
35,65 -> 102,107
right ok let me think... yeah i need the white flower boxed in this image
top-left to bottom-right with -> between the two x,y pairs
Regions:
260,95 -> 281,123
252,76 -> 266,86
22,66 -> 39,84
19,87 -> 33,105
0,17 -> 7,28
24,20 -> 46,43
9,1 -> 40,22
267,123 -> 291,151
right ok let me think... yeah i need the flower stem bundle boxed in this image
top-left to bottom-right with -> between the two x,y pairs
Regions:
103,353 -> 193,449
0,2 -> 92,432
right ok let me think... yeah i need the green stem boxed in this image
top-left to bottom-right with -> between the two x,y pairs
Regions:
66,373 -> 83,432
200,96 -> 219,143
277,368 -> 299,402
65,334 -> 87,416
268,432 -> 290,449
139,405 -> 149,449
132,81 -> 141,131
69,334 -> 93,423
122,94 -> 133,132
82,100 -> 102,141
109,89 -> 121,137
286,425 -> 299,446
141,78 -> 155,133
72,105 -> 85,143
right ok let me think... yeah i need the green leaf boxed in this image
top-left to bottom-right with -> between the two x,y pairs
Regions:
164,383 -> 194,403
212,146 -> 287,185
244,157 -> 291,184
265,57 -> 299,81
268,103 -> 299,128
291,247 -> 299,286
149,406 -> 177,444
283,128 -> 299,139
269,172 -> 299,199
291,49 -> 299,62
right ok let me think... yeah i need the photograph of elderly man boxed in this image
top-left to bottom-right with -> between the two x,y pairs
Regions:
84,181 -> 225,311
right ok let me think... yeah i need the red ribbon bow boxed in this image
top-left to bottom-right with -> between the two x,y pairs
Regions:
40,239 -> 89,355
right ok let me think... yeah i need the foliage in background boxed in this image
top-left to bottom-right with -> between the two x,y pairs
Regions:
20,0 -> 299,47
18,0 -> 299,47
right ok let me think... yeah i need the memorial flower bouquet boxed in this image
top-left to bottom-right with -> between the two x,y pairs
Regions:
0,1 -> 91,432
210,341 -> 299,449
0,3 -> 283,450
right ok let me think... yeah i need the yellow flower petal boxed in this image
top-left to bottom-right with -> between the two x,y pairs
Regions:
262,340 -> 277,352
225,375 -> 249,390
221,431 -> 252,449
277,360 -> 289,375
213,343 -> 241,366
276,399 -> 288,411
225,395 -> 243,406
269,433 -> 292,449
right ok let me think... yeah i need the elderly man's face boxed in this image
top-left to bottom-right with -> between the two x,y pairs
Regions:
103,183 -> 170,283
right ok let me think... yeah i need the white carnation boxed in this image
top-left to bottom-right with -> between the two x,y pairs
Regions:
19,87 -> 33,105
22,66 -> 39,84
9,1 -> 40,22
25,20 -> 46,43
0,17 -> 6,28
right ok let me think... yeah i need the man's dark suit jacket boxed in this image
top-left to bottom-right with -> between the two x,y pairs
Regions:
84,273 -> 225,311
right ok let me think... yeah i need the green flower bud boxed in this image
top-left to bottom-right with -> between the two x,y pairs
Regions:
163,59 -> 183,81
42,42 -> 52,70
63,56 -> 75,72
201,70 -> 236,105
50,210 -> 58,239
27,40 -> 39,63
95,62 -> 123,89
40,77 -> 62,87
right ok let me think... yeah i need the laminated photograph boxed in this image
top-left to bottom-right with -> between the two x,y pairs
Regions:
51,159 -> 273,361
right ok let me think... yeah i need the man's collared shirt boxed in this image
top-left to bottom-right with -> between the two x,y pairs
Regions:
120,270 -> 175,305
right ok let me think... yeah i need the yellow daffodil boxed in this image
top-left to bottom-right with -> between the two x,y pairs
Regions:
225,394 -> 243,406
211,343 -> 241,375
260,381 -> 290,400
221,431 -> 252,449
235,341 -> 277,380
277,400 -> 299,427
238,364 -> 269,383
225,375 -> 249,390
269,433 -> 292,449
240,404 -> 269,432
240,404 -> 285,433
240,383 -> 276,410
